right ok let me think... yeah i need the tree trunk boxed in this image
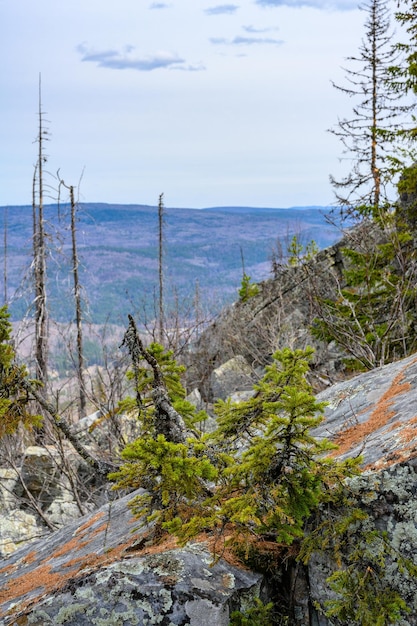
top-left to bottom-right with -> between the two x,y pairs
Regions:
33,75 -> 48,390
69,184 -> 87,417
122,314 -> 188,444
158,193 -> 165,344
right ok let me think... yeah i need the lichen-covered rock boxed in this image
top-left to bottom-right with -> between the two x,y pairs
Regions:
307,461 -> 417,626
313,352 -> 417,469
73,410 -> 142,449
0,467 -> 45,557
0,509 -> 42,557
0,443 -> 110,557
0,489 -> 263,626
210,355 -> 255,401
305,353 -> 417,625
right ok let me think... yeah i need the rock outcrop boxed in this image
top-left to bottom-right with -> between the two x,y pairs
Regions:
0,488 -> 262,626
186,221 -> 383,400
1,353 -> 417,624
0,410 -> 145,558
309,352 -> 417,625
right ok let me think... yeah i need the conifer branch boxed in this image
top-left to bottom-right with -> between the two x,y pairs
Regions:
122,315 -> 188,444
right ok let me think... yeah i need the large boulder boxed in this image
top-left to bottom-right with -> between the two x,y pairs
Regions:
210,355 -> 255,401
0,442 -> 109,557
0,489 -> 263,626
307,352 -> 417,625
2,352 -> 417,623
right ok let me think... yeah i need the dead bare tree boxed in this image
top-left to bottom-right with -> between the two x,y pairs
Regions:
32,75 -> 49,392
122,314 -> 188,443
158,193 -> 165,344
57,175 -> 87,418
3,207 -> 7,304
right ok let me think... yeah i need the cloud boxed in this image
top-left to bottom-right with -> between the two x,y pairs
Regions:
205,4 -> 239,15
210,35 -> 283,45
255,0 -> 358,9
243,25 -> 280,33
77,43 -> 200,72
149,2 -> 171,8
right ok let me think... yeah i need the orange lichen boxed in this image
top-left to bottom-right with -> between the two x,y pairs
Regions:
73,511 -> 104,536
87,522 -> 109,539
0,564 -> 17,577
0,564 -> 62,605
20,551 -> 37,566
50,536 -> 92,559
49,516 -> 108,560
333,368 -> 411,456
398,420 -> 417,445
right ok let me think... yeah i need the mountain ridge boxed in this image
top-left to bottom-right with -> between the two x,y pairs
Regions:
0,203 -> 343,324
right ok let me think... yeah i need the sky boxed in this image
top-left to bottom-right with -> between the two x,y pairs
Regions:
1,0 -> 370,209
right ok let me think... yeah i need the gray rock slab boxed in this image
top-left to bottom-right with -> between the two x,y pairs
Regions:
314,353 -> 417,469
0,489 -> 261,625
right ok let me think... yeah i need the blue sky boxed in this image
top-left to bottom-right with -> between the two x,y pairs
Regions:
1,0 -> 367,208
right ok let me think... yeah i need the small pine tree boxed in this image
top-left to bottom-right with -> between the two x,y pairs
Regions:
110,332 -> 216,530
113,333 -> 413,623
238,273 -> 259,302
287,235 -> 319,266
170,347 -> 359,547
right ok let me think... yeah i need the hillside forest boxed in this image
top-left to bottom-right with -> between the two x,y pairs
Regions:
2,0 -> 417,623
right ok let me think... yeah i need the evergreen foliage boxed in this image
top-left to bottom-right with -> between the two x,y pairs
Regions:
109,434 -> 217,528
238,273 -> 259,302
168,347 -> 359,547
329,0 -> 416,218
312,218 -> 416,370
109,339 -> 216,529
112,336 -> 417,623
229,598 -> 274,626
393,0 -> 417,101
0,305 -> 42,436
287,235 -> 319,267
300,486 -> 417,625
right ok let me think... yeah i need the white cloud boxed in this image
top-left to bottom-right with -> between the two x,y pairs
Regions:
210,35 -> 283,45
205,4 -> 240,15
1,0 -> 365,209
256,0 -> 358,9
243,24 -> 280,33
77,43 -> 200,72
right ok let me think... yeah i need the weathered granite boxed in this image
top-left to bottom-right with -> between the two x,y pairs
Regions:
314,352 -> 417,469
210,355 -> 255,401
1,347 -> 417,623
0,489 -> 263,626
307,354 -> 417,625
0,443 -> 107,558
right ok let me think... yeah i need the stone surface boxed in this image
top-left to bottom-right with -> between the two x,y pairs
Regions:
306,354 -> 417,625
307,460 -> 417,626
314,352 -> 417,469
0,438 -> 111,558
0,509 -> 43,558
210,355 -> 255,401
0,489 -> 262,626
2,285 -> 417,622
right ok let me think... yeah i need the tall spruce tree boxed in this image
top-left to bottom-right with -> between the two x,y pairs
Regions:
394,0 -> 417,101
330,0 -> 414,218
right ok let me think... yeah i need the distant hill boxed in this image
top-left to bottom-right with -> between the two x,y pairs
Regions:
0,203 -> 343,324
